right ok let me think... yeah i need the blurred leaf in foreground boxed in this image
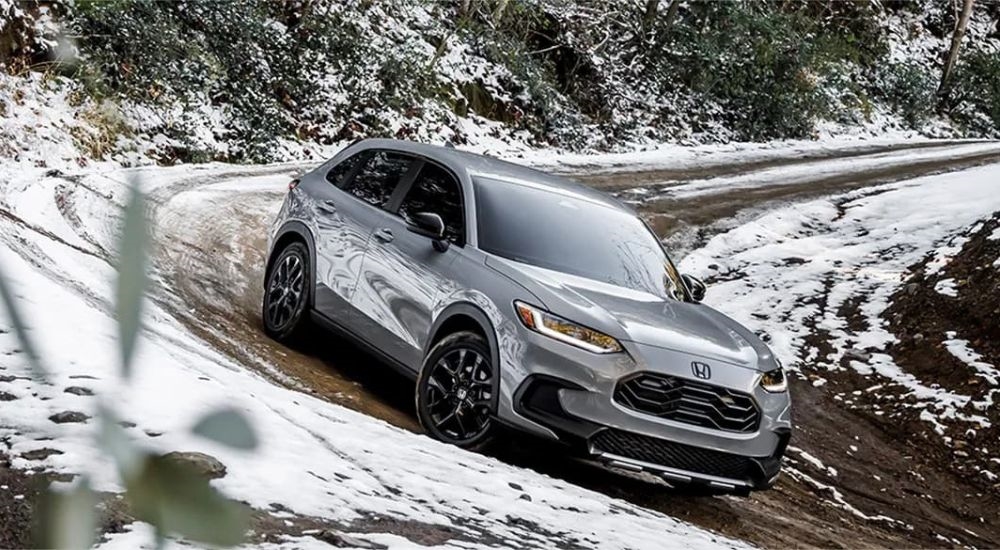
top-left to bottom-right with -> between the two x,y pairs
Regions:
34,477 -> 97,550
0,263 -> 47,381
97,405 -> 144,479
192,407 -> 259,451
125,454 -> 249,547
115,175 -> 149,380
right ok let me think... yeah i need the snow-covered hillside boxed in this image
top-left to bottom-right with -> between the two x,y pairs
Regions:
2,1 -> 999,164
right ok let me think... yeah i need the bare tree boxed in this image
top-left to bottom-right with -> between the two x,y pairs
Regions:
938,0 -> 975,106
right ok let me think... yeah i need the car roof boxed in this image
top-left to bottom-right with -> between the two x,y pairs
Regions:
352,138 -> 633,214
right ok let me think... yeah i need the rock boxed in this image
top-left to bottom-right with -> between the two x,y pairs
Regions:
22,448 -> 63,461
508,482 -> 523,491
0,392 -> 16,401
64,386 -> 94,396
519,493 -> 532,502
161,451 -> 227,480
913,333 -> 925,343
312,531 -> 387,549
903,283 -> 920,295
49,411 -> 90,424
118,421 -> 137,429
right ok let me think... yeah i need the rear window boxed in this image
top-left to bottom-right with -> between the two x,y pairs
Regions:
344,151 -> 414,209
325,150 -> 369,188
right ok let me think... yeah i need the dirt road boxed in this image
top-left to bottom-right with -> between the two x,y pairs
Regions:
144,142 -> 1000,548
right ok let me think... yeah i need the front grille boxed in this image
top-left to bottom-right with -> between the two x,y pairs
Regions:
614,372 -> 760,433
591,428 -> 756,480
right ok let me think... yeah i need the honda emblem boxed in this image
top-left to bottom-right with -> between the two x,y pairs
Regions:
691,361 -> 711,380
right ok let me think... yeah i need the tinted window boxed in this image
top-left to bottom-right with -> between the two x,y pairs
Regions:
345,151 -> 413,208
475,177 -> 685,300
325,151 -> 368,188
399,163 -> 464,244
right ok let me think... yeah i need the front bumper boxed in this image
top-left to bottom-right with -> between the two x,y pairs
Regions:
499,330 -> 792,491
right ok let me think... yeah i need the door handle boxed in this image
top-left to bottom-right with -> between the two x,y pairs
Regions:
317,199 -> 337,213
373,228 -> 394,243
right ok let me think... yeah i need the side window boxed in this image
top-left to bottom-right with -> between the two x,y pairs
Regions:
399,163 -> 465,244
325,151 -> 368,188
344,151 -> 413,208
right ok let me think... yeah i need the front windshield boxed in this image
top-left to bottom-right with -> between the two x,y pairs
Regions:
474,177 -> 686,300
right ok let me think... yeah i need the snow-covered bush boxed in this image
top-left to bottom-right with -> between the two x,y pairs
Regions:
880,60 -> 938,128
952,51 -> 1000,137
4,0 -> 1000,163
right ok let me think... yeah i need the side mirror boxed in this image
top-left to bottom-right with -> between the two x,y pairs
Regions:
406,212 -> 449,252
681,274 -> 707,303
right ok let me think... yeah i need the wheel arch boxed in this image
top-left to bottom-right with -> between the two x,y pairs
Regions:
426,302 -> 502,410
266,221 -> 317,308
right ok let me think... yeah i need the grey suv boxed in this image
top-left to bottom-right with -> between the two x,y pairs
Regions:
263,139 -> 791,493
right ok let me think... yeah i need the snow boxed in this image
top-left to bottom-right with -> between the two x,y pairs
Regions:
934,278 -> 958,297
788,447 -> 838,478
641,143 -> 1000,202
680,163 -> 1000,437
94,522 -> 445,550
0,162 -> 749,549
525,137 -> 993,175
784,467 -> 906,526
942,333 -> 1000,387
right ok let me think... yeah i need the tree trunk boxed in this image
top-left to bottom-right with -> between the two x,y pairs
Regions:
938,0 -> 975,106
663,0 -> 682,29
642,0 -> 659,29
459,0 -> 473,18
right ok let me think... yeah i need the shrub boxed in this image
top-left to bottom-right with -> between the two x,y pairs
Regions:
951,51 -> 1000,136
879,60 -> 937,127
651,4 -> 839,141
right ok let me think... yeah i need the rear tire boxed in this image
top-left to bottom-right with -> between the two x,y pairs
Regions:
416,331 -> 497,451
262,242 -> 311,342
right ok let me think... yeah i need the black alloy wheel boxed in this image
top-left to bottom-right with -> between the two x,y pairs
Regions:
262,242 -> 310,341
417,331 -> 496,449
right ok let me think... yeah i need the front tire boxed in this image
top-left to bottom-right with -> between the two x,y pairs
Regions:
416,331 -> 497,450
262,242 -> 310,342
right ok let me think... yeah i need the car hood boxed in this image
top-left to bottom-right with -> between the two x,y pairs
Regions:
487,257 -> 775,371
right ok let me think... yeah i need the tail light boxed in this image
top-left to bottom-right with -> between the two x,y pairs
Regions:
288,178 -> 301,191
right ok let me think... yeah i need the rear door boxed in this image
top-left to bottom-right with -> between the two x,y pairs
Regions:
311,149 -> 418,322
350,160 -> 466,369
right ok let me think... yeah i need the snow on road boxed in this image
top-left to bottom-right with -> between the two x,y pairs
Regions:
680,162 -> 1000,435
0,164 -> 747,549
641,142 -> 1000,201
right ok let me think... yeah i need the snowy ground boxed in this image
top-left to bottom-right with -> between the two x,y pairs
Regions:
2,139 -> 1000,548
680,163 -> 1000,452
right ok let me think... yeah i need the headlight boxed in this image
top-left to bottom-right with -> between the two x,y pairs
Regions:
759,367 -> 787,393
514,301 -> 622,354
